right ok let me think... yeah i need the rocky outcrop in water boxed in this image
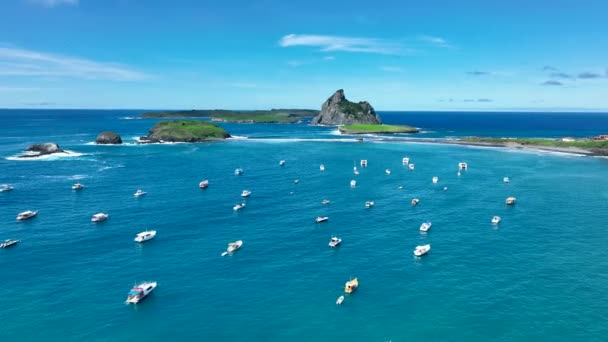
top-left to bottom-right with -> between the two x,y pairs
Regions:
19,142 -> 67,158
311,89 -> 382,126
139,120 -> 230,143
95,131 -> 122,144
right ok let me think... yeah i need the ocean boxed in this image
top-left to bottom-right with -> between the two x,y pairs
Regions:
1,110 -> 608,341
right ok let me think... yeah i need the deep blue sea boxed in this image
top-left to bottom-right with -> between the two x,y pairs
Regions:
1,110 -> 608,341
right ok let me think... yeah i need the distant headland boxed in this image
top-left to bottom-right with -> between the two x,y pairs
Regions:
139,109 -> 318,123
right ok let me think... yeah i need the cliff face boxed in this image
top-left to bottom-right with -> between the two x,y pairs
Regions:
311,89 -> 382,126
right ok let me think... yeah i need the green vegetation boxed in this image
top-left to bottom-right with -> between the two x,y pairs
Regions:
339,124 -> 420,134
148,120 -> 230,142
139,109 -> 319,123
338,101 -> 365,114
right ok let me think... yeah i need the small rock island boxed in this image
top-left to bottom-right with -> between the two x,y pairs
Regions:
18,142 -> 70,158
139,120 -> 231,143
95,131 -> 122,144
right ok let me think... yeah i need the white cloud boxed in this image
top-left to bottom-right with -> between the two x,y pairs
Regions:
381,66 -> 402,72
418,35 -> 452,48
29,0 -> 79,7
323,56 -> 335,60
0,46 -> 148,81
286,60 -> 304,67
279,34 -> 409,55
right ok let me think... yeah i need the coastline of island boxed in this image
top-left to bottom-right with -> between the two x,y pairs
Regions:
338,124 -> 420,134
139,109 -> 318,123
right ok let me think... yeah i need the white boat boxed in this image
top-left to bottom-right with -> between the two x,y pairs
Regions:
420,222 -> 432,232
354,169 -> 359,175
414,244 -> 431,257
457,171 -> 461,176
279,160 -> 286,166
411,198 -> 420,206
222,240 -> 243,256
134,230 -> 156,243
199,180 -> 209,189
402,157 -> 410,165
241,190 -> 252,197
365,201 -> 375,208
233,203 -> 246,211
385,169 -> 391,175
408,164 -> 415,171
134,189 -> 147,197
91,213 -> 108,222
360,160 -> 368,167
459,162 -> 468,170
492,216 -> 501,224
71,183 -> 84,190
294,179 -> 299,184
0,239 -> 19,248
320,164 -> 325,172
315,216 -> 329,223
350,180 -> 356,188
328,236 -> 342,247
503,177 -> 510,184
16,210 -> 37,221
125,281 -> 157,304
234,168 -> 243,175
443,186 -> 448,191
322,199 -> 330,205
0,184 -> 13,192
336,295 -> 345,305
505,196 -> 516,205
432,176 -> 439,184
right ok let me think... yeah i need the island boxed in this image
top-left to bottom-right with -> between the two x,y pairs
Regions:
139,109 -> 319,123
311,89 -> 382,126
458,137 -> 608,156
95,131 -> 122,144
339,124 -> 420,134
139,120 -> 231,143
17,142 -> 74,159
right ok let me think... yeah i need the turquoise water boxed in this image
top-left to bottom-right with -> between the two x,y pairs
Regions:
1,110 -> 608,341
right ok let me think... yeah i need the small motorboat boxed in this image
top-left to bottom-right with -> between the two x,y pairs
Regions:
492,216 -> 501,224
344,278 -> 358,293
457,171 -> 461,176
134,230 -> 156,243
16,210 -> 37,221
385,169 -> 391,175
350,180 -> 356,188
315,216 -> 329,223
320,164 -> 325,172
125,281 -> 157,304
199,180 -> 209,189
241,190 -> 252,197
365,201 -> 375,208
414,244 -> 431,257
134,189 -> 147,197
0,184 -> 14,192
328,236 -> 342,247
279,160 -> 286,166
91,213 -> 109,222
336,295 -> 345,305
503,177 -> 510,184
505,196 -> 516,205
294,179 -> 299,184
411,198 -> 420,206
71,183 -> 84,190
402,157 -> 410,165
234,168 -> 244,175
398,185 -> 404,190
420,222 -> 432,232
221,240 -> 243,256
0,239 -> 19,248
322,199 -> 330,205
408,164 -> 415,171
432,176 -> 439,184
354,169 -> 359,175
459,162 -> 468,170
360,160 -> 368,167
233,203 -> 246,211
443,186 -> 448,191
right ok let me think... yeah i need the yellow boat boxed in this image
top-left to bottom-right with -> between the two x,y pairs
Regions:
344,278 -> 358,293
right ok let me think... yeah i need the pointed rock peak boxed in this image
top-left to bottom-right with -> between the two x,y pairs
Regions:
311,89 -> 382,126
329,89 -> 345,103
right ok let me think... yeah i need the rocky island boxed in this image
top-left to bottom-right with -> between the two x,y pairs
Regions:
17,143 -> 72,158
139,120 -> 230,143
339,124 -> 419,134
95,131 -> 122,144
139,109 -> 318,123
312,89 -> 381,126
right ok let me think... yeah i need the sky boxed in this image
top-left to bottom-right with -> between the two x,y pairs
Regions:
0,0 -> 607,111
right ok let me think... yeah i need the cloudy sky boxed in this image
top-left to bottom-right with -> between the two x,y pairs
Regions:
1,0 -> 607,110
